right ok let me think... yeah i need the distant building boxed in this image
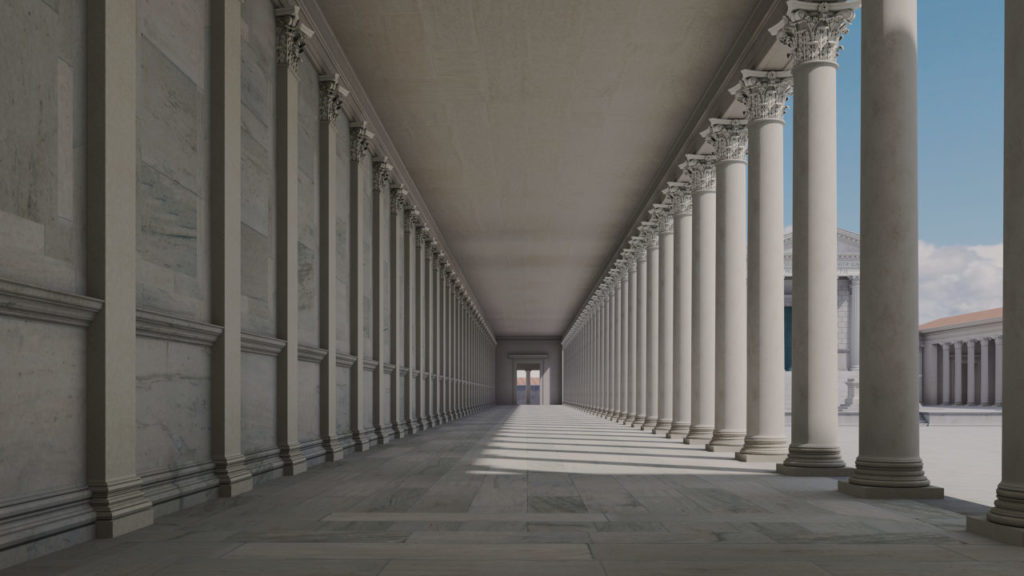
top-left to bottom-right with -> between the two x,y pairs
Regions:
783,229 -> 860,371
920,308 -> 1003,406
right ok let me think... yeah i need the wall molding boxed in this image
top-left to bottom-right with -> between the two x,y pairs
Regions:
0,278 -> 101,328
383,363 -> 395,375
364,359 -> 379,370
241,332 -> 287,356
336,352 -> 356,368
136,309 -> 222,346
0,487 -> 95,551
298,345 -> 328,363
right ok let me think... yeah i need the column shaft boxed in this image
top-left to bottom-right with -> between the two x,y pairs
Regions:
626,257 -> 638,425
643,232 -> 660,431
669,197 -> 693,439
842,0 -> 939,497
656,220 -> 674,435
685,158 -> 716,445
635,253 -> 648,426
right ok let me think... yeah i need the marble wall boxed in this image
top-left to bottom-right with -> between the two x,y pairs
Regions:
0,0 -> 87,294
241,353 -> 278,462
240,0 -> 277,336
136,0 -> 211,320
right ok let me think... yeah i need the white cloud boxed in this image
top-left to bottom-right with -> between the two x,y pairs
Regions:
918,241 -> 1002,323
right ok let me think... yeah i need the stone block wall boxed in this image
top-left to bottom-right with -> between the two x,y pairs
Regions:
0,1 -> 497,569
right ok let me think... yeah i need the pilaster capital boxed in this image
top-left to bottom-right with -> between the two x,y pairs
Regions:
770,1 -> 860,66
390,185 -> 408,214
349,122 -> 374,161
417,225 -> 431,245
732,69 -> 793,121
406,208 -> 421,231
704,118 -> 748,162
373,157 -> 393,195
683,155 -> 717,193
274,7 -> 312,72
318,74 -> 349,124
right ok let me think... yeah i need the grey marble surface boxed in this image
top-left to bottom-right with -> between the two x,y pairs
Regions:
4,406 -> 1022,575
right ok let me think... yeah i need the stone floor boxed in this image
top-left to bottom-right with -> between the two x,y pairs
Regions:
4,405 -> 1023,575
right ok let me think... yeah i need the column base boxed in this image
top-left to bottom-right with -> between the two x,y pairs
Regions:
735,452 -> 786,463
213,454 -> 254,497
412,418 -> 426,432
777,464 -> 853,477
707,430 -> 745,452
684,425 -> 714,446
736,436 -> 788,462
640,417 -> 658,431
352,427 -> 378,452
321,436 -> 345,462
390,421 -> 406,440
374,426 -> 395,445
666,423 -> 690,439
631,415 -> 646,428
652,420 -> 672,436
838,481 -> 944,499
967,516 -> 1024,546
624,416 -> 636,426
279,443 -> 308,476
89,477 -> 154,539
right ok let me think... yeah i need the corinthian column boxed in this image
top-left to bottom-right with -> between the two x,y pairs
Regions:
823,0 -> 930,493
642,222 -> 661,431
632,237 -> 648,427
668,186 -> 693,439
684,156 -> 716,445
772,0 -> 857,475
618,249 -> 634,424
735,70 -> 791,462
619,263 -> 630,423
706,119 -> 747,452
655,209 -> 675,436
841,3 -> 939,502
970,0 -> 1024,541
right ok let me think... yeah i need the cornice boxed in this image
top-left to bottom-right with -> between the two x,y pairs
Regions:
0,278 -> 102,328
136,309 -> 223,346
298,345 -> 328,363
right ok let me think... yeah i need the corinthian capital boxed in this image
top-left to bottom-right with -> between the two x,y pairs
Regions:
770,1 -> 859,65
391,185 -> 408,214
372,157 -> 392,195
319,74 -> 349,124
684,155 -> 717,193
665,182 -> 693,216
732,70 -> 793,122
704,119 -> 748,162
629,237 -> 647,263
275,7 -> 312,72
350,122 -> 374,161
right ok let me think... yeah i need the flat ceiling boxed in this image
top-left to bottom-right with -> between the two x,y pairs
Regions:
320,0 -> 761,337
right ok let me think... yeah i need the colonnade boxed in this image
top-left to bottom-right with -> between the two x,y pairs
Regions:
921,338 -> 1003,406
563,0 -> 947,497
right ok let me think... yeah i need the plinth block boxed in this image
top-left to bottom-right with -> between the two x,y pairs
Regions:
736,452 -> 787,463
967,516 -> 1024,546
777,464 -> 854,477
837,481 -> 944,499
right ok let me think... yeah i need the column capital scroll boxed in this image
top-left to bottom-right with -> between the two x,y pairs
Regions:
770,1 -> 860,66
349,122 -> 374,161
274,6 -> 313,72
372,157 -> 393,195
732,69 -> 793,122
390,185 -> 408,214
318,74 -> 349,124
683,155 -> 717,192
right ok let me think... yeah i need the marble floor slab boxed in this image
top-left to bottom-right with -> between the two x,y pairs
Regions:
2,405 -> 1022,575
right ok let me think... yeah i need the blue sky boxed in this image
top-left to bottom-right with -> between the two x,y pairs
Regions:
778,0 -> 1005,321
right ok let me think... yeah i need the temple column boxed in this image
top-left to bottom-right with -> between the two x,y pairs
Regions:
967,0 -> 1024,540
736,70 -> 792,461
610,277 -> 621,419
655,211 -> 675,436
840,0 -> 941,498
668,187 -> 693,439
849,276 -> 861,370
371,158 -> 393,445
348,123 -> 373,447
314,76 -> 346,462
415,226 -> 429,430
982,338 -> 993,406
967,340 -> 978,405
86,0 -> 153,536
274,8 -> 310,470
619,266 -> 630,422
626,250 -> 639,425
389,187 -> 408,439
941,343 -> 952,404
954,341 -> 964,404
996,336 -> 1004,405
405,211 -> 420,432
773,0 -> 857,475
211,0 -> 256,493
707,118 -> 748,452
634,241 -> 649,427
684,156 -> 716,445
642,222 -> 661,431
